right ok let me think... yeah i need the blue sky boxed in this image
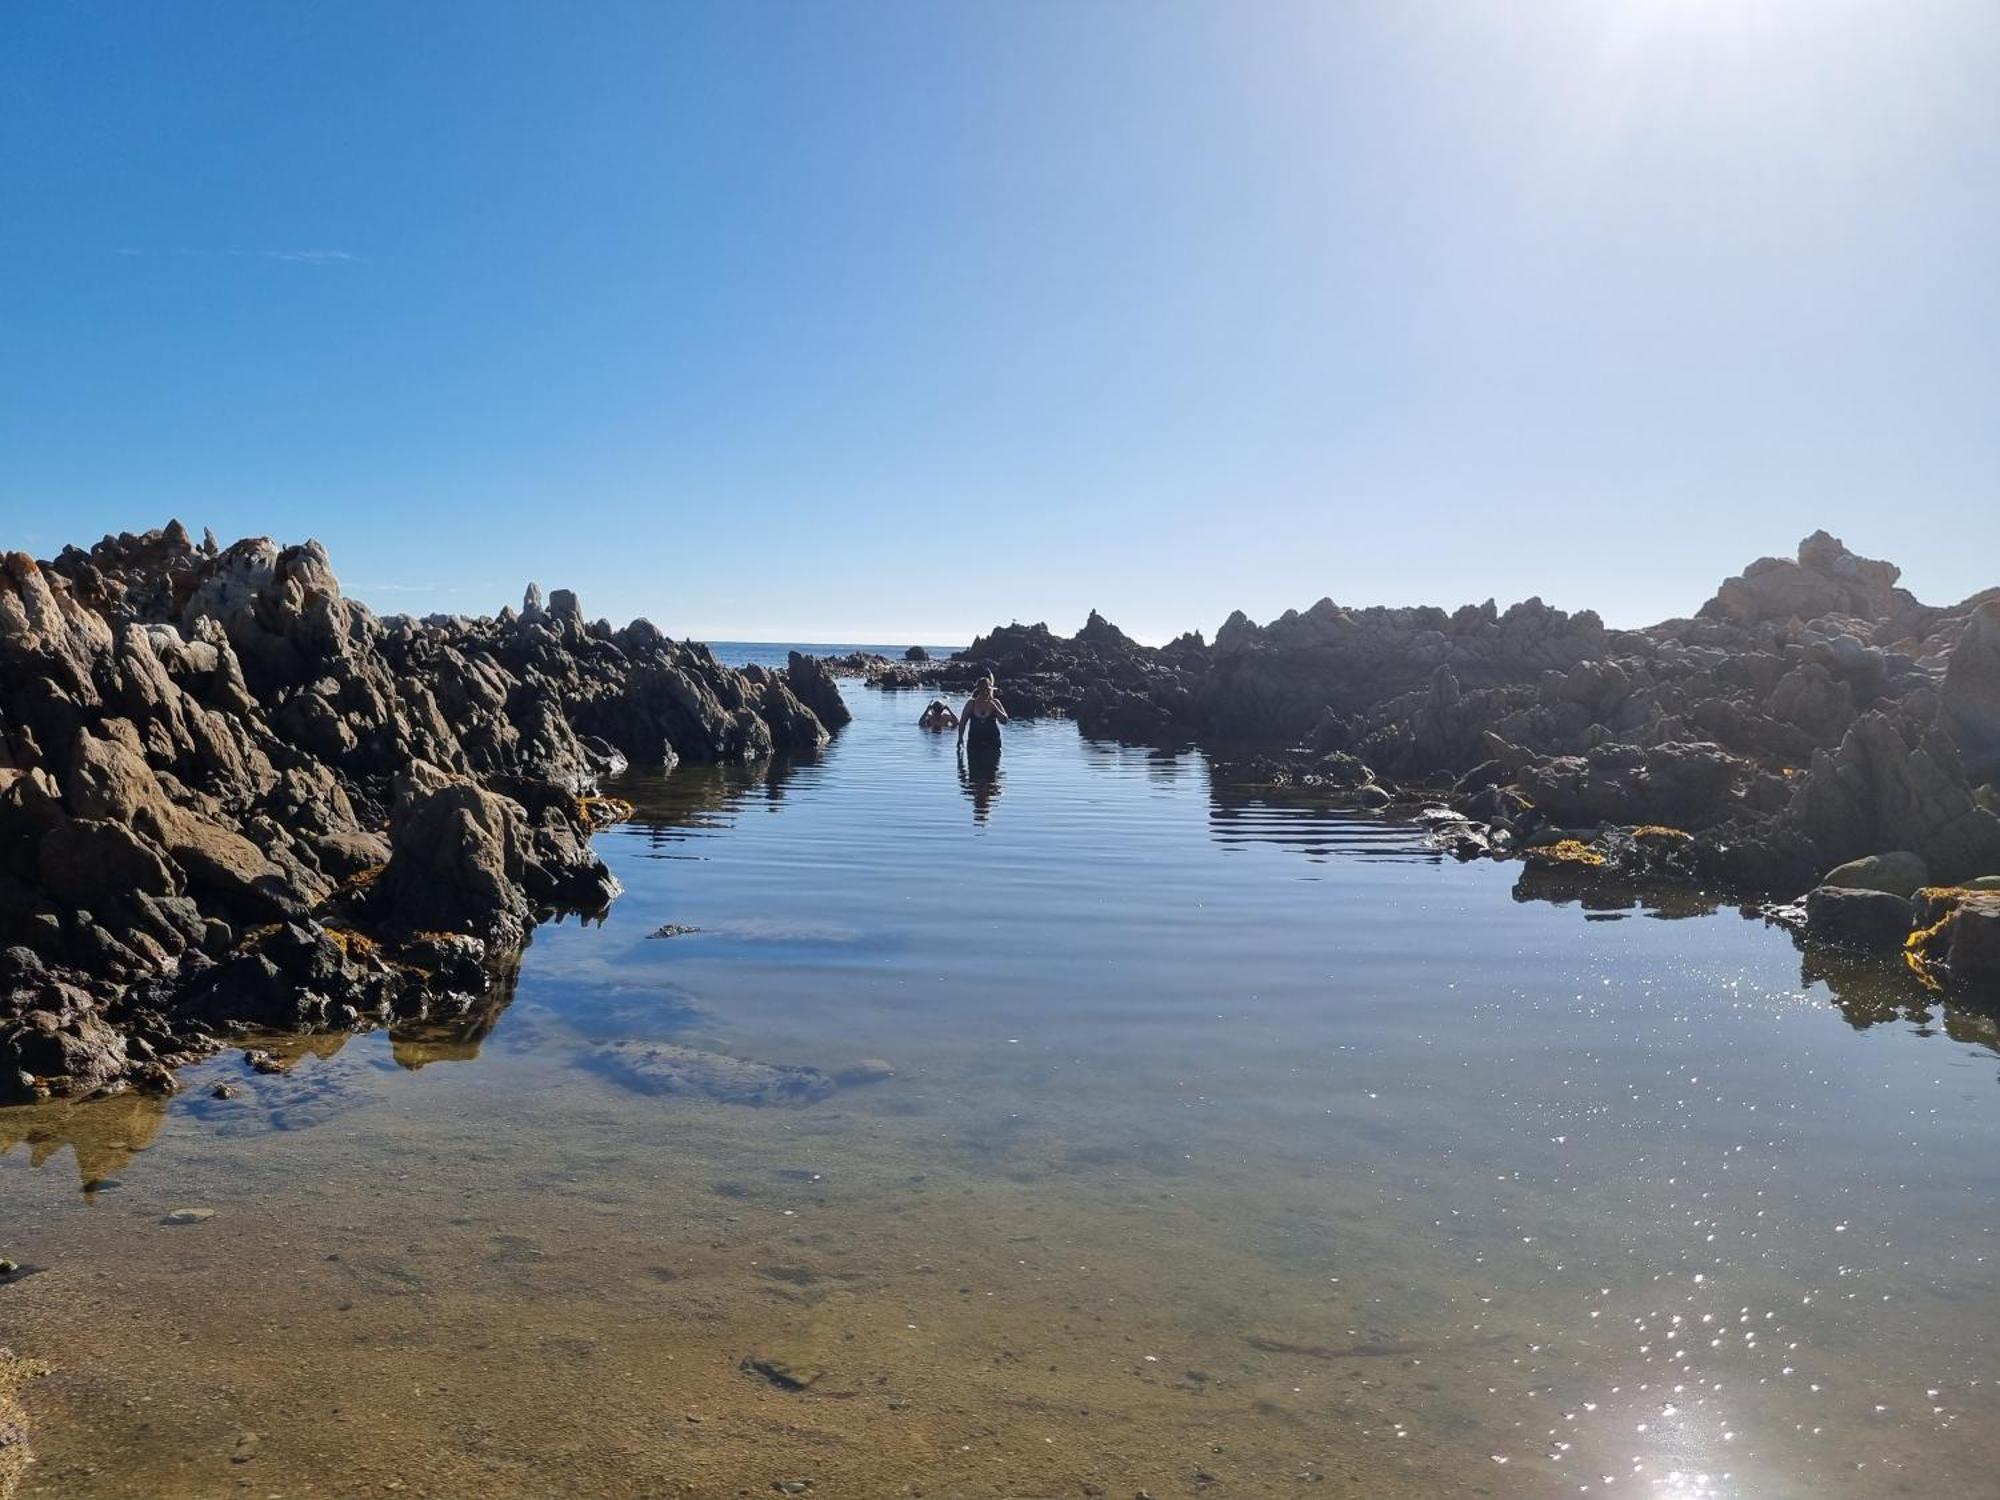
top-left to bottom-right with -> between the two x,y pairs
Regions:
3,1 -> 1995,642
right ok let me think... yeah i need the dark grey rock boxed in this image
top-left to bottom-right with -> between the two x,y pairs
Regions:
1802,886 -> 1912,953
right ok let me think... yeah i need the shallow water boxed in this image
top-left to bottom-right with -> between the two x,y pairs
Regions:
4,663 -> 1998,1499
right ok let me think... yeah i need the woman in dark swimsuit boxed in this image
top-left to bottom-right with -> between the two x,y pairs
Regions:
956,676 -> 1009,757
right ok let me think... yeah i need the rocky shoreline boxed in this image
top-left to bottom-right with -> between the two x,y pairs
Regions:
844,532 -> 2000,996
1,524 -> 847,1104
7,525 -> 1996,1107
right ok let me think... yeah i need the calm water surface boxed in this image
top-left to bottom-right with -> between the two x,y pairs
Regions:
3,657 -> 1997,1499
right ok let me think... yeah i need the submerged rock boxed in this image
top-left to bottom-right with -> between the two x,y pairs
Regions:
585,1042 -> 836,1105
832,1057 -> 895,1086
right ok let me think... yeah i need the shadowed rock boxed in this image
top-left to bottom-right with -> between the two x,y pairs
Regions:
1942,601 -> 2000,785
1,524 -> 847,1103
826,529 -> 1999,954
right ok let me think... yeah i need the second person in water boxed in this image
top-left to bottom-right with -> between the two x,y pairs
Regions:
958,675 -> 1009,755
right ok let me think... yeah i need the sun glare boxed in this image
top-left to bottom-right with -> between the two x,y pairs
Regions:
1600,0 -> 1838,60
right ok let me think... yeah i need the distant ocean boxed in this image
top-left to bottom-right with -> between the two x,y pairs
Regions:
704,641 -> 965,671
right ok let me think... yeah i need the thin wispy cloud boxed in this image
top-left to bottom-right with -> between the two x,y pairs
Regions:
111,247 -> 358,265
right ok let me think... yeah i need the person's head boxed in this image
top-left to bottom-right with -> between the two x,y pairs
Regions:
973,676 -> 994,700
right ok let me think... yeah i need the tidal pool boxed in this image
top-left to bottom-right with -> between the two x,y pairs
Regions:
3,671 -> 1997,1499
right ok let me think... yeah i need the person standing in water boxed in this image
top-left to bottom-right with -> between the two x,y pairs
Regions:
957,675 -> 1009,757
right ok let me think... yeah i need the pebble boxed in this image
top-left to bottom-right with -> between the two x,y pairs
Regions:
162,1208 -> 216,1225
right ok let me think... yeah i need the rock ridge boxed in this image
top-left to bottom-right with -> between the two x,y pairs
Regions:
2,522 -> 845,1102
842,531 -> 2000,994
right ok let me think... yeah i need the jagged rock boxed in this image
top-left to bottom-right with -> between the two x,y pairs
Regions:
0,998 -> 129,1104
1941,601 -> 2000,785
1787,714 -> 2000,883
180,920 -> 397,1031
843,530 -> 1993,915
1701,531 -> 1903,624
1,523 -> 846,1100
786,651 -> 852,730
1516,741 -> 1738,831
1768,664 -> 1855,746
378,765 -> 534,945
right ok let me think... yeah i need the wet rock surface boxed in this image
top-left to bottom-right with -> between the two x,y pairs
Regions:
1,523 -> 845,1103
1801,886 -> 1913,953
830,531 -> 2000,997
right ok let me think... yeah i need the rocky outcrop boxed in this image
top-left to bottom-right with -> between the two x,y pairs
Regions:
785,650 -> 852,731
1516,741 -> 1739,831
1906,887 -> 2000,995
1785,714 -> 2000,884
1699,529 -> 1910,626
1,522 -> 845,1103
373,762 -> 611,948
1942,601 -> 2000,785
838,531 -> 1999,973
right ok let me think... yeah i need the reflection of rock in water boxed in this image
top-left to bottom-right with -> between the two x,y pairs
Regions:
1205,779 -> 1436,865
1509,866 -> 1722,921
1079,738 -> 1194,787
1801,947 -> 2000,1058
584,1042 -> 836,1105
0,1088 -> 169,1191
614,757 -> 804,852
388,1019 -> 495,1070
387,961 -> 521,1070
178,1037 -> 377,1137
238,1033 -> 356,1073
